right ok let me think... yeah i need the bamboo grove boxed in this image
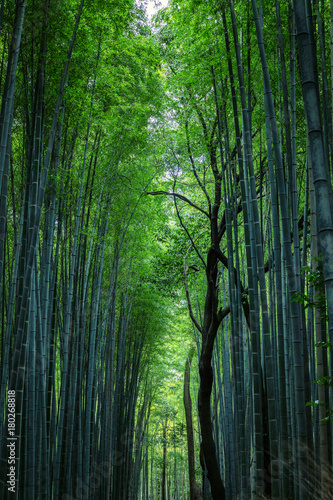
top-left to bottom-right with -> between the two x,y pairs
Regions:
1,0 -> 333,499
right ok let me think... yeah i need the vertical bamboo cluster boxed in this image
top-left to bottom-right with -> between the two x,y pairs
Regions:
0,1 -> 164,499
157,0 -> 333,498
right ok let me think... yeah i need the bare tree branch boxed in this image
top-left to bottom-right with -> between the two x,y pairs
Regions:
217,305 -> 231,324
185,120 -> 212,215
184,268 -> 203,334
172,174 -> 207,269
146,191 -> 210,218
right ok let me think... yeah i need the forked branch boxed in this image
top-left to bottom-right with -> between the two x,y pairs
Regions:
146,191 -> 210,218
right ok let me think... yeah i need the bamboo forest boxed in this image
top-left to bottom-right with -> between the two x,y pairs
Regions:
2,0 -> 333,499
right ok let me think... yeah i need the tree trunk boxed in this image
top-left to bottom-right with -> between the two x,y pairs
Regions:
198,249 -> 225,500
161,415 -> 167,500
184,348 -> 203,500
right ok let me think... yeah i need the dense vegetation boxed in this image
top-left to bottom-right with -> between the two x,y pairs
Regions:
1,0 -> 333,499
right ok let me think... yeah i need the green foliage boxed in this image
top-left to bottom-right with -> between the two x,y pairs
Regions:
292,258 -> 328,322
2,0 -> 333,497
306,399 -> 333,422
